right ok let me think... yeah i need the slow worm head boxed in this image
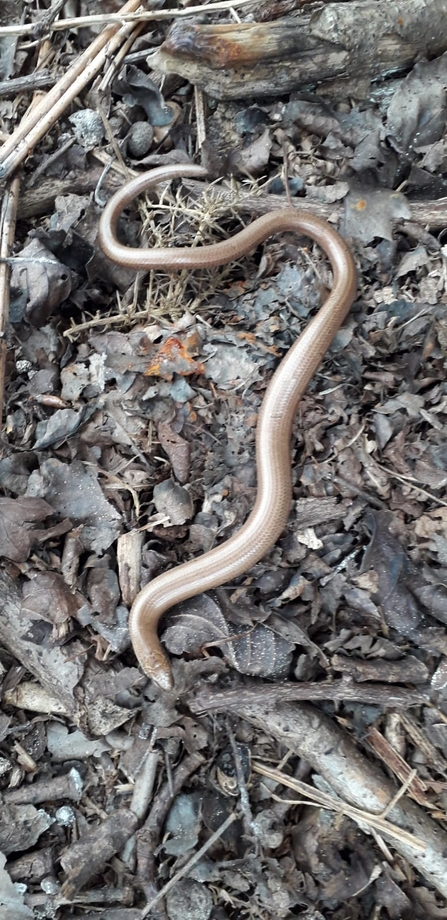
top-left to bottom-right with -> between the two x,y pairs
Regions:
99,164 -> 357,690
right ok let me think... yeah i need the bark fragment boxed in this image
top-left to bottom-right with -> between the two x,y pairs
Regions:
148,0 -> 447,99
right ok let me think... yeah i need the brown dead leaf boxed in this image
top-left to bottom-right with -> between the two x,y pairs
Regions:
10,238 -> 72,327
231,126 -> 272,175
31,459 -> 121,554
342,188 -> 411,243
362,513 -> 422,636
415,508 -> 447,539
0,497 -> 52,563
152,478 -> 194,526
86,568 -> 120,621
413,460 -> 447,490
387,52 -> 447,153
163,593 -> 293,679
21,572 -> 81,635
157,420 -> 191,484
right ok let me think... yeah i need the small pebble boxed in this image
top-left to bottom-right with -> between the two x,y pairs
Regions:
166,879 -> 213,920
127,121 -> 154,158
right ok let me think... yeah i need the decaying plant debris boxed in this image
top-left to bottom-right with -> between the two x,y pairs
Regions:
0,0 -> 447,918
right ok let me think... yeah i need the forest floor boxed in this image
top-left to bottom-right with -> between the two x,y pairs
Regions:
0,2 -> 447,919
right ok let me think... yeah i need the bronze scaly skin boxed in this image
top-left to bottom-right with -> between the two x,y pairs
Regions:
99,164 -> 357,690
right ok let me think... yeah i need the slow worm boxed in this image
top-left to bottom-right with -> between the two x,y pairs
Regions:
99,164 -> 357,690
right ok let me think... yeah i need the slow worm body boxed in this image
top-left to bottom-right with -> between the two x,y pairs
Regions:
99,164 -> 357,690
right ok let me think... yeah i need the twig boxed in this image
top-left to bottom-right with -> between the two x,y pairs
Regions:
194,86 -> 207,152
0,0 -> 258,37
0,0 -> 143,181
189,679 -> 429,715
136,751 -> 205,906
0,31 -> 56,430
98,18 -> 147,94
35,0 -> 67,33
180,177 -> 447,232
0,71 -> 54,97
4,766 -> 82,805
140,810 -> 239,918
121,739 -> 159,866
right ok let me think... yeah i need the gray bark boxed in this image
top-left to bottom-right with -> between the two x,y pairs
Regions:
148,0 -> 447,99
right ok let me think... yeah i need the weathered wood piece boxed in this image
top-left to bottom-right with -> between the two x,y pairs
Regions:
148,0 -> 447,99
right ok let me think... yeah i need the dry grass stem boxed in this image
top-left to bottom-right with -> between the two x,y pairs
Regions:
253,762 -> 426,852
67,178 -> 260,336
377,464 -> 447,509
0,0 -> 142,181
0,0 -> 258,37
138,182 -> 255,316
